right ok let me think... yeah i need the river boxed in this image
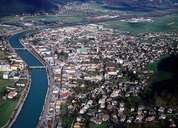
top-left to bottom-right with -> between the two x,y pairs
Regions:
8,32 -> 48,128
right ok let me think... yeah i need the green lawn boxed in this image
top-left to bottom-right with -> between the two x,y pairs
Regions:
0,79 -> 13,94
0,79 -> 15,127
0,99 -> 18,127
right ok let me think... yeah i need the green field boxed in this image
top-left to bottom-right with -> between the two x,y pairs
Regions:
100,14 -> 178,34
0,16 -> 19,22
23,15 -> 84,23
0,79 -> 13,94
0,79 -> 16,127
0,99 -> 18,127
0,15 -> 85,24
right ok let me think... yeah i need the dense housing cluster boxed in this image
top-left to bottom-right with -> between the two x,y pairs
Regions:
23,25 -> 178,128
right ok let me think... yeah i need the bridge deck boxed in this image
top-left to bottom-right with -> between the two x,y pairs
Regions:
29,66 -> 46,69
14,48 -> 27,50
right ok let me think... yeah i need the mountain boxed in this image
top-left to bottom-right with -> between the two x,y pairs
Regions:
0,0 -> 178,16
103,0 -> 178,11
0,0 -> 57,16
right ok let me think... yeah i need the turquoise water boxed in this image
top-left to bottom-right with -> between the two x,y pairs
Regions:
9,32 -> 48,128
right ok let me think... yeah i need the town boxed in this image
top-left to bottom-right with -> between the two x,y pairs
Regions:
21,24 -> 178,128
0,0 -> 178,127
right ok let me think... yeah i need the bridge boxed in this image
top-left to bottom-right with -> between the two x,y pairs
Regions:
29,66 -> 46,69
14,48 -> 27,50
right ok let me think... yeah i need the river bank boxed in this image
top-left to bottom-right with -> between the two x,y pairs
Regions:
21,38 -> 56,128
21,38 -> 53,127
7,32 -> 48,128
0,38 -> 31,128
2,70 -> 31,128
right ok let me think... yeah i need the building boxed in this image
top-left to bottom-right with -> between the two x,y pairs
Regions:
3,72 -> 9,79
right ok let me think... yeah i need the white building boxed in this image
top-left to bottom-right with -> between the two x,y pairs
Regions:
3,72 -> 9,79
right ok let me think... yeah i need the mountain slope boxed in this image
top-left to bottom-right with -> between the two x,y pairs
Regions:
0,0 -> 178,16
103,0 -> 178,11
0,0 -> 57,16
